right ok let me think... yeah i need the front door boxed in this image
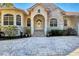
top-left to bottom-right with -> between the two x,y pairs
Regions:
35,19 -> 43,30
33,14 -> 45,36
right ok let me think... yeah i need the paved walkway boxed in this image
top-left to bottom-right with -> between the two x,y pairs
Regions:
68,48 -> 79,56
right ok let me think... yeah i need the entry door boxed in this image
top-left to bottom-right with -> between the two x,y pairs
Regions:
35,19 -> 43,30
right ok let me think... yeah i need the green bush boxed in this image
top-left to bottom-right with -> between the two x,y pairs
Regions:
63,28 -> 77,36
25,28 -> 31,34
3,26 -> 17,36
24,28 -> 31,37
47,28 -> 77,37
47,30 -> 64,36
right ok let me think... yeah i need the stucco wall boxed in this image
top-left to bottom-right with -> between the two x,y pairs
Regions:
65,16 -> 77,29
0,9 -> 26,36
0,6 -> 78,36
1,9 -> 25,27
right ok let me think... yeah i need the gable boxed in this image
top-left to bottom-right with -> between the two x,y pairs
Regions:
28,3 -> 48,13
33,5 -> 47,13
27,3 -> 64,13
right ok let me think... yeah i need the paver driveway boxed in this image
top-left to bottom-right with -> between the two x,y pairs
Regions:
0,36 -> 79,56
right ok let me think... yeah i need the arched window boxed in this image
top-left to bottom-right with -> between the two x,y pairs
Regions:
27,18 -> 31,27
50,18 -> 57,27
16,15 -> 21,26
64,19 -> 67,26
4,14 -> 14,25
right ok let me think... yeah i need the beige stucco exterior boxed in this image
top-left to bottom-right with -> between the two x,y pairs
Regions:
0,3 -> 79,36
0,9 -> 26,26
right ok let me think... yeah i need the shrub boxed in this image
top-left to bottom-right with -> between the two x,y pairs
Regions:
24,28 -> 31,37
25,28 -> 31,34
0,26 -> 2,31
63,28 -> 77,36
3,26 -> 17,36
0,32 -> 5,37
47,28 -> 77,37
47,30 -> 64,36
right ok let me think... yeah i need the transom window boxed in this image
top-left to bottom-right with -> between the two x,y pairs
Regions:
64,19 -> 67,26
50,18 -> 57,27
27,18 -> 31,27
4,14 -> 14,25
16,15 -> 21,26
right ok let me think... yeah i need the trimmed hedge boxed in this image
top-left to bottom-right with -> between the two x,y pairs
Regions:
63,28 -> 77,36
46,30 -> 64,36
0,36 -> 28,40
46,28 -> 77,37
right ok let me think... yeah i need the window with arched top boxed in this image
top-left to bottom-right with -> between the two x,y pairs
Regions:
16,15 -> 21,26
4,14 -> 14,25
27,18 -> 31,27
50,18 -> 57,27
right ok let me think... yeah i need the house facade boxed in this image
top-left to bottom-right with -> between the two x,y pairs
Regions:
0,3 -> 79,36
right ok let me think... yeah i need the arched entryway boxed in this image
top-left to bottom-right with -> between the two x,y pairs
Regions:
34,14 -> 45,30
33,14 -> 45,36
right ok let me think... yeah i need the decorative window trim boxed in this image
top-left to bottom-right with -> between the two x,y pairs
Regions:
27,18 -> 31,27
50,18 -> 57,27
16,15 -> 21,26
3,14 -> 14,25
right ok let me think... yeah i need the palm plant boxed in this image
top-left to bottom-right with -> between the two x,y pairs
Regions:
0,3 -> 14,8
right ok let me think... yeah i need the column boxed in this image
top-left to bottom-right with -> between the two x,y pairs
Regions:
45,16 -> 47,35
31,16 -> 34,35
59,16 -> 64,30
21,14 -> 23,27
1,14 -> 4,26
14,14 -> 16,26
76,16 -> 79,35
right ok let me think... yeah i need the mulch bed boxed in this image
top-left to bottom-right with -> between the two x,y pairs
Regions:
0,36 -> 28,40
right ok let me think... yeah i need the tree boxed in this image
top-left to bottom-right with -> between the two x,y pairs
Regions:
0,3 -> 14,8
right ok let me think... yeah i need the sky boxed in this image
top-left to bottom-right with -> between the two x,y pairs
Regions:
14,3 -> 79,12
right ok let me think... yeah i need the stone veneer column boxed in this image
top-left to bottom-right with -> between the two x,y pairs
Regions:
31,16 -> 34,35
45,16 -> 47,35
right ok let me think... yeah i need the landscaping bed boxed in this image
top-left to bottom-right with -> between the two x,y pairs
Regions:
0,34 -> 32,40
0,36 -> 27,40
46,28 -> 77,37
